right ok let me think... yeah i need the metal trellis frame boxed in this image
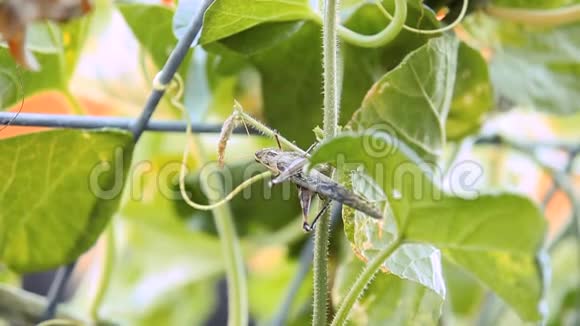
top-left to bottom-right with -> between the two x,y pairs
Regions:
37,0 -> 217,321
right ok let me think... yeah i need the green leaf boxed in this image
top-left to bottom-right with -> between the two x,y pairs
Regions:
325,138 -> 446,299
341,0 -> 440,118
406,195 -> 547,321
334,253 -> 444,325
309,132 -> 439,228
209,1 -> 442,148
341,197 -> 446,299
446,42 -> 493,140
386,244 -> 446,298
443,258 -> 485,317
309,133 -> 548,321
0,20 -> 90,110
351,35 -> 459,157
0,129 -> 134,271
117,3 -> 192,77
214,21 -> 323,147
465,16 -> 580,114
199,0 -> 314,45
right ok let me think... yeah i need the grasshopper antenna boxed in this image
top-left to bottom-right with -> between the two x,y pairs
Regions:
274,132 -> 282,150
304,200 -> 332,232
305,142 -> 317,155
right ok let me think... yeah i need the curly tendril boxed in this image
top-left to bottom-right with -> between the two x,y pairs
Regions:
374,0 -> 469,35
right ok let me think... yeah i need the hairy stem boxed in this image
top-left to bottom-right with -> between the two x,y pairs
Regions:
331,238 -> 402,326
322,0 -> 339,139
88,224 -> 115,322
485,4 -> 580,27
310,0 -> 407,48
272,203 -> 343,326
313,0 -> 340,325
201,161 -> 248,326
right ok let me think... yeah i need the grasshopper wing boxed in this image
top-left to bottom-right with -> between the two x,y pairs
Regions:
271,156 -> 308,184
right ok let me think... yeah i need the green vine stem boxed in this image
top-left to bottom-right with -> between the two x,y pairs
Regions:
330,238 -> 402,326
310,0 -> 407,48
375,0 -> 468,34
170,78 -> 248,326
88,223 -> 115,322
313,0 -> 340,324
179,169 -> 272,210
200,157 -> 249,326
485,4 -> 580,27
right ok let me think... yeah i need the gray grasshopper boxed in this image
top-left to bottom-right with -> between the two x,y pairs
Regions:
255,148 -> 383,231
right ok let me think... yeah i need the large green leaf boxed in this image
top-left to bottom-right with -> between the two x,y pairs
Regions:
446,42 -> 493,140
0,19 -> 90,110
199,0 -> 314,44
443,258 -> 484,317
309,133 -> 548,321
341,0 -> 440,118
309,132 -> 439,228
404,195 -> 547,321
333,253 -> 444,325
209,1 -> 441,147
351,35 -> 459,157
465,15 -> 580,114
0,129 -> 134,271
213,21 -> 323,147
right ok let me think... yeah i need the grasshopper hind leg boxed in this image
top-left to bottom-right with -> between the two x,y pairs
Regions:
298,186 -> 332,232
306,200 -> 332,232
298,186 -> 313,231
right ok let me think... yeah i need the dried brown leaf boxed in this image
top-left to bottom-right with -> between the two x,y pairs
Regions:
217,114 -> 239,168
0,0 -> 92,70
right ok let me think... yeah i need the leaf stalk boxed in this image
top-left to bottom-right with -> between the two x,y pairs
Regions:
330,238 -> 402,326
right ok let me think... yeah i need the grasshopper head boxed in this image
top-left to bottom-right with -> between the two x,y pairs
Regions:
255,148 -> 283,172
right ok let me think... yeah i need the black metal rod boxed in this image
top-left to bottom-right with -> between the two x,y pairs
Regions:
40,262 -> 76,322
0,112 -> 256,135
130,0 -> 215,141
